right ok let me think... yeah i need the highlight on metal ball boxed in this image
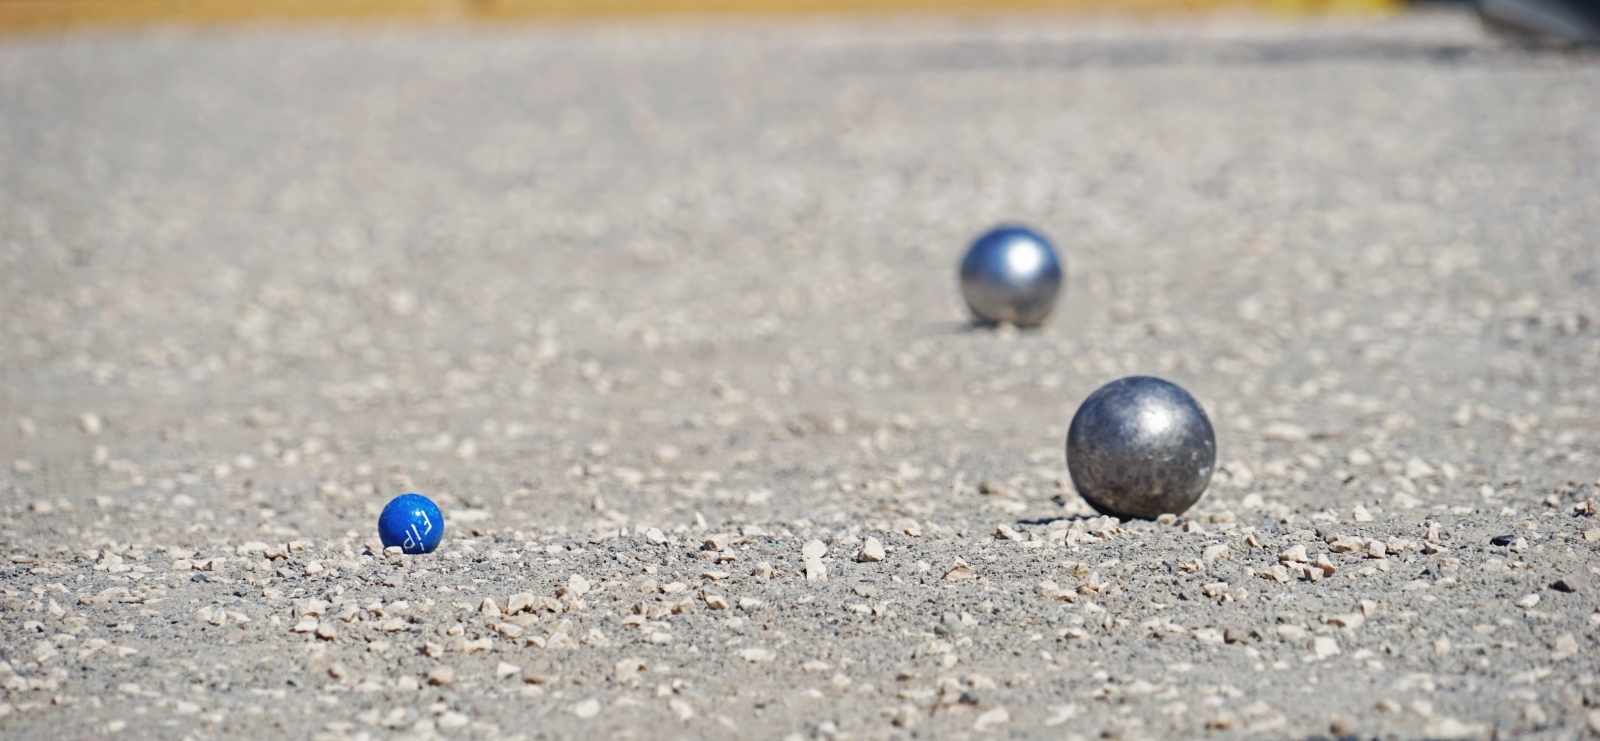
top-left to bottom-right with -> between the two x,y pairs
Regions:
1065,376 -> 1216,520
958,225 -> 1064,328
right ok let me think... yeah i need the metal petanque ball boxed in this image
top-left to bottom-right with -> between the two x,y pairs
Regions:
378,493 -> 445,554
1066,376 -> 1216,520
959,225 -> 1064,327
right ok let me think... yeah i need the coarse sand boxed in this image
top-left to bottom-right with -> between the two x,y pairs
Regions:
1,8 -> 1598,740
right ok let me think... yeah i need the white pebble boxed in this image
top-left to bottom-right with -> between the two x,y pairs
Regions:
1263,422 -> 1307,442
738,647 -> 776,663
669,699 -> 694,721
1045,704 -> 1080,726
1552,634 -> 1579,659
506,593 -> 535,614
614,658 -> 648,685
973,706 -> 1010,731
569,575 -> 592,597
1329,613 -> 1365,629
1258,565 -> 1290,583
943,560 -> 976,581
1313,637 -> 1340,659
858,537 -> 887,563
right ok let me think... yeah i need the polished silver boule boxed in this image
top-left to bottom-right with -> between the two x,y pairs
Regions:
1066,376 -> 1216,520
959,225 -> 1063,327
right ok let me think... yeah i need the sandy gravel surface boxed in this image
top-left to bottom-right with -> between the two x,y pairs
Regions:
2,8 -> 1599,740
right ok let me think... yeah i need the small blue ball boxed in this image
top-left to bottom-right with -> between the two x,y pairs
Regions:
959,225 -> 1064,327
378,493 -> 445,555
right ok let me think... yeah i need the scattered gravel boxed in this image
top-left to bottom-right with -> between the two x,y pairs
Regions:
1,7 -> 1599,741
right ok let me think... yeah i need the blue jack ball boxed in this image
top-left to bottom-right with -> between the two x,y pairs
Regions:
959,225 -> 1064,327
378,493 -> 445,554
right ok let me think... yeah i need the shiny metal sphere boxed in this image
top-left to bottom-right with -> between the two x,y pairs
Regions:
1066,376 -> 1216,520
959,225 -> 1063,327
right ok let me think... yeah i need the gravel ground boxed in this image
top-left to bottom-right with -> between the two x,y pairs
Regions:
2,8 -> 1599,741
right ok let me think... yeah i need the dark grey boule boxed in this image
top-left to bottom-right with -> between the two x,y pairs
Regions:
1066,376 -> 1216,520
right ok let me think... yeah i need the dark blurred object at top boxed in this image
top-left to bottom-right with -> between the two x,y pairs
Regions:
1478,0 -> 1600,43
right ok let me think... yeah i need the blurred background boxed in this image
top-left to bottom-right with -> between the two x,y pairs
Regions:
0,0 -> 1430,36
5,0 -> 1598,46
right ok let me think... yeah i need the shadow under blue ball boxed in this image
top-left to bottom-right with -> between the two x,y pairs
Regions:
959,225 -> 1064,327
378,493 -> 445,554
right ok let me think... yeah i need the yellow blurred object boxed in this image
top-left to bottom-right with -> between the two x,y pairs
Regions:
0,1 -> 456,32
0,0 -> 1406,35
1264,0 -> 1401,15
474,0 -> 1319,17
